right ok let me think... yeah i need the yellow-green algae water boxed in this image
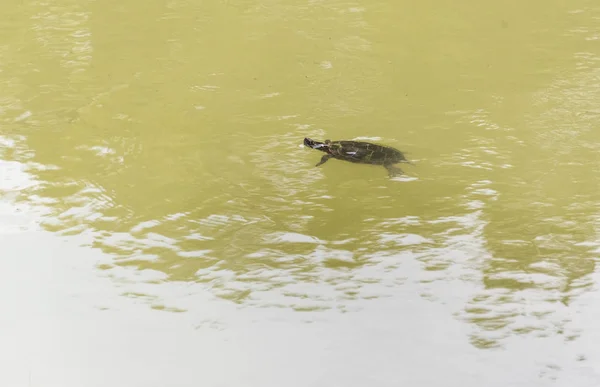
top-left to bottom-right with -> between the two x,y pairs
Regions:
1,0 -> 600,386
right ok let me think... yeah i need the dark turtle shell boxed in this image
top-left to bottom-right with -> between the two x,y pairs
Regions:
326,140 -> 407,165
304,137 -> 412,177
304,138 -> 408,164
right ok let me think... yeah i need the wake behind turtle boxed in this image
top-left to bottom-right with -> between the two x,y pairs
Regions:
304,138 -> 413,177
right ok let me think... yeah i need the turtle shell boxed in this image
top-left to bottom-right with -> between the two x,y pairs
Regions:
326,140 -> 407,165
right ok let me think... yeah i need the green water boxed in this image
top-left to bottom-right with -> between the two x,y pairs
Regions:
1,0 -> 600,386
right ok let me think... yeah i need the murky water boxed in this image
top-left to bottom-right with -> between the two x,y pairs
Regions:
2,0 -> 600,386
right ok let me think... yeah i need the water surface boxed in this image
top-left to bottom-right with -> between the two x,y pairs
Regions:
1,0 -> 600,386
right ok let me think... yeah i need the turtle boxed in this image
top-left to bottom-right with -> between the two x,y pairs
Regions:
303,137 -> 413,177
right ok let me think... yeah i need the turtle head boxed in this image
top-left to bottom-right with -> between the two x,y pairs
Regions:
304,138 -> 331,153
